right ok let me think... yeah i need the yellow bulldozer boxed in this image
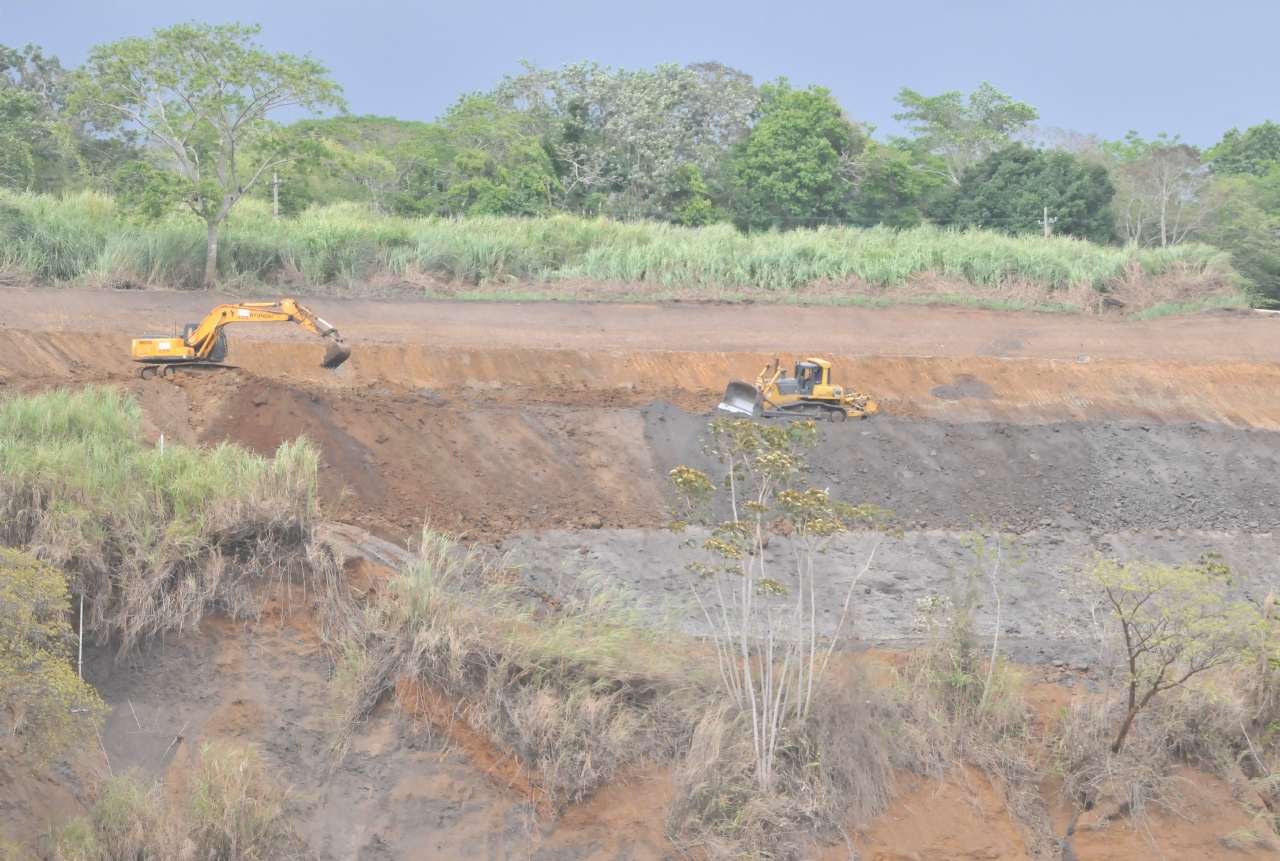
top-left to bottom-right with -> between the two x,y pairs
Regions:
718,358 -> 876,422
131,298 -> 350,379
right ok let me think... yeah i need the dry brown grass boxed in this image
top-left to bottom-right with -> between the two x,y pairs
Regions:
328,530 -> 907,860
1051,682 -> 1256,833
667,667 -> 898,861
46,743 -> 293,861
329,530 -> 703,808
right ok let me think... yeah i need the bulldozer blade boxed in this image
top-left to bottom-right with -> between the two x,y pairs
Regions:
320,338 -> 351,369
717,381 -> 762,417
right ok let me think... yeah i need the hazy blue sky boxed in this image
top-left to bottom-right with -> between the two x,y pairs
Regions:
2,0 -> 1275,146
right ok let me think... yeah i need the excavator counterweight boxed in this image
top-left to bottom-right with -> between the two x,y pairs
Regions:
131,298 -> 350,378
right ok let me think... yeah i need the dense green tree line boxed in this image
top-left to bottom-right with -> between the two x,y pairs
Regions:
2,24 -> 1279,297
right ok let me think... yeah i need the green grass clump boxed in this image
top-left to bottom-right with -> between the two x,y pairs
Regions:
1125,293 -> 1251,320
0,190 -> 1235,298
0,386 -> 336,653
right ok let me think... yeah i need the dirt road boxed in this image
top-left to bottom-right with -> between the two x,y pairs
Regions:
6,286 -> 1280,361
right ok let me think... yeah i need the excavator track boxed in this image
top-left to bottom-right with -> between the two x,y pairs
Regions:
138,362 -> 239,380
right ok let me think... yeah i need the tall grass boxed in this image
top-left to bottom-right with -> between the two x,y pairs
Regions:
0,386 -> 341,653
331,529 -> 903,860
330,530 -> 698,806
0,190 -> 1236,297
46,743 -> 293,861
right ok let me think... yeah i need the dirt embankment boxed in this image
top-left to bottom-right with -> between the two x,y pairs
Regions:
5,289 -> 1280,859
57,598 -> 1267,861
3,290 -> 1280,541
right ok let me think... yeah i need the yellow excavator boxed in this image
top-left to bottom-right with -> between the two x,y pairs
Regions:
131,298 -> 350,379
718,358 -> 876,422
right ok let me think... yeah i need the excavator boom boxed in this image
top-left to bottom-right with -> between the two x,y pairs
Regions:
131,298 -> 350,376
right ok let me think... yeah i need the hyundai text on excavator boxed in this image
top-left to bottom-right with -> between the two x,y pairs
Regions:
718,358 -> 876,422
131,298 -> 351,379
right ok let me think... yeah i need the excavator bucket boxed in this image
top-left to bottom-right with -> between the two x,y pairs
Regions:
321,337 -> 351,369
718,381 -> 762,417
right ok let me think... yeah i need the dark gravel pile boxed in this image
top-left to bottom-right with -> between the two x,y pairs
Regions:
642,403 -> 1280,534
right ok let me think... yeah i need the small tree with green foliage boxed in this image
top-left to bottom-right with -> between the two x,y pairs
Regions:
1076,556 -> 1258,752
75,22 -> 344,285
668,163 -> 716,226
0,547 -> 107,761
669,418 -> 889,792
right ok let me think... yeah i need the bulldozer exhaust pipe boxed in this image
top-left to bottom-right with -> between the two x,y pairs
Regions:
718,381 -> 762,417
320,336 -> 351,369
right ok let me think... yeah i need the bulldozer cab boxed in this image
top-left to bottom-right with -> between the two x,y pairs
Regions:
794,361 -> 824,395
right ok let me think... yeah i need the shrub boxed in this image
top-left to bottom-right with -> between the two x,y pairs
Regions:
1053,682 -> 1250,824
668,668 -> 898,861
0,547 -> 107,760
884,544 -> 1054,856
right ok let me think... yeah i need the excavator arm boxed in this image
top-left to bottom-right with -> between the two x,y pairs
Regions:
132,298 -> 351,371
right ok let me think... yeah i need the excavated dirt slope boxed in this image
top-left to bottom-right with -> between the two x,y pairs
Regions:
5,288 -> 1280,859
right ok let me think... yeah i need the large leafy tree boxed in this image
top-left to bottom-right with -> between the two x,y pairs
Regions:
1202,168 -> 1280,301
0,44 -> 71,190
1200,122 -> 1280,300
2,42 -> 144,193
427,96 -> 559,217
927,144 -> 1117,243
492,60 -> 757,220
731,80 -> 863,230
894,82 -> 1038,186
277,114 -> 426,215
1208,120 -> 1280,177
0,88 -> 41,189
285,98 -> 560,218
844,138 -> 946,227
75,23 -> 344,286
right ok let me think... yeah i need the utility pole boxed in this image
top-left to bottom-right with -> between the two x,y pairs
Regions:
1042,206 -> 1057,238
273,171 -> 280,218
